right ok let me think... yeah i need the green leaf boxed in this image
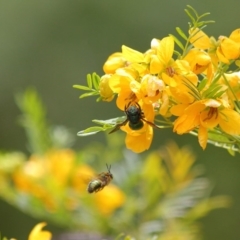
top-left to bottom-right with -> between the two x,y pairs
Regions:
77,116 -> 126,137
73,85 -> 91,91
92,72 -> 100,90
73,73 -> 101,100
170,34 -> 184,51
199,12 -> 211,20
235,60 -> 240,67
198,78 -> 208,91
96,96 -> 103,102
227,148 -> 236,156
203,84 -> 223,98
202,20 -> 215,25
87,74 -> 93,89
208,131 -> 232,143
173,50 -> 182,59
186,5 -> 198,18
184,9 -> 196,24
93,116 -> 126,126
15,88 -> 52,154
175,27 -> 188,41
79,91 -> 98,99
214,90 -> 226,98
77,126 -> 106,136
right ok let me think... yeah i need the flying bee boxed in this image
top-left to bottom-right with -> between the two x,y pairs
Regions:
109,102 -> 160,134
87,164 -> 113,193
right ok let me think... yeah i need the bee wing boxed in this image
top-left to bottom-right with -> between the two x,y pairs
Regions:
72,166 -> 98,191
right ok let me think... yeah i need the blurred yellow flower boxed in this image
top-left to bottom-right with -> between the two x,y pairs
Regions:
28,222 -> 52,240
46,149 -> 75,187
94,184 -> 125,215
71,164 -> 96,192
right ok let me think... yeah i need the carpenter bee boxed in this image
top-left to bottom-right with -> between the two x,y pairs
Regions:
87,164 -> 113,193
109,102 -> 159,134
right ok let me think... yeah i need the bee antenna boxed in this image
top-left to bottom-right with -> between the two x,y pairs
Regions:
106,163 -> 111,172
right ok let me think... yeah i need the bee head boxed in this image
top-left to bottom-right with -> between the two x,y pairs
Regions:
106,163 -> 113,179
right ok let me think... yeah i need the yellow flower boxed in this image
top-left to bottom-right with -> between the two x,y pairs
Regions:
190,28 -> 240,64
94,185 -> 125,215
28,222 -> 52,240
46,149 -> 75,187
183,48 -> 212,75
99,74 -> 115,102
122,45 -> 148,75
172,99 -> 240,149
149,36 -> 197,87
122,123 -> 153,153
229,28 -> 240,46
221,71 -> 240,100
108,68 -> 138,110
169,80 -> 196,105
103,52 -> 126,74
130,74 -> 165,104
216,36 -> 240,64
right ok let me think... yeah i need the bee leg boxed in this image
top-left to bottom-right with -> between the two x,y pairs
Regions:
142,118 -> 161,129
108,119 -> 129,134
95,186 -> 103,193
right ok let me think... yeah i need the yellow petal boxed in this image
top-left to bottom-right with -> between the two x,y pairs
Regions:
219,108 -> 240,135
116,90 -> 133,110
162,72 -> 177,87
157,36 -> 174,65
220,37 -> 240,59
28,222 -> 52,240
203,99 -> 221,108
173,113 -> 199,134
122,45 -> 144,62
200,109 -> 219,129
189,28 -> 211,49
184,49 -> 211,74
170,104 -> 189,116
159,91 -> 169,116
103,52 -> 125,74
150,55 -> 163,74
173,102 -> 204,134
229,28 -> 240,45
108,69 -> 133,92
216,47 -> 229,64
99,75 -> 114,102
198,125 -> 208,150
124,125 -> 153,153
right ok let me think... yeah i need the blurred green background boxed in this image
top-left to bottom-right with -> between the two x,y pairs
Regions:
0,0 -> 240,239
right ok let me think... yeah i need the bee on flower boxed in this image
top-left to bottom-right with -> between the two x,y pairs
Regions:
75,7 -> 240,154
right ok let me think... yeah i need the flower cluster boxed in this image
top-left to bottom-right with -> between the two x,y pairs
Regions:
75,7 -> 240,153
0,149 -> 125,229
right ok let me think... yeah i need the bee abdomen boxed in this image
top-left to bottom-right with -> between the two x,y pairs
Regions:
87,180 -> 102,193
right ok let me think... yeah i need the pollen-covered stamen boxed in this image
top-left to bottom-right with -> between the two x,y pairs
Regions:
204,107 -> 218,121
125,92 -> 137,103
125,61 -> 131,67
166,66 -> 175,77
195,63 -> 203,71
